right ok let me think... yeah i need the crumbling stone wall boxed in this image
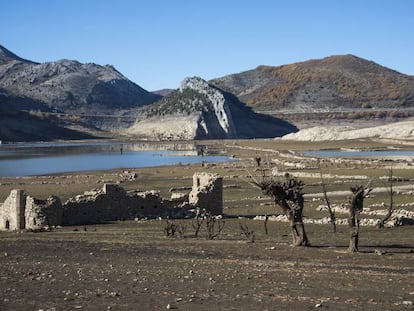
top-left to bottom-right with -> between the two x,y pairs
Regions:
189,172 -> 223,215
0,172 -> 223,229
0,189 -> 26,230
0,189 -> 63,231
62,184 -> 174,225
25,196 -> 62,230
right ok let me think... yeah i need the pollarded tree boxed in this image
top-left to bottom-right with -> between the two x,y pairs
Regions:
250,173 -> 310,246
347,184 -> 372,253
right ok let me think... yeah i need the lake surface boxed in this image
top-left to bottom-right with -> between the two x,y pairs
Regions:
0,142 -> 232,177
303,149 -> 414,159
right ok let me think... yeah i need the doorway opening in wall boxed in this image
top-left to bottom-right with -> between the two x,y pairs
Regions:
5,220 -> 10,230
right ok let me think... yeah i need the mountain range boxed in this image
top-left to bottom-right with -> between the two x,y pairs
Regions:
210,54 -> 414,111
1,45 -> 413,142
0,45 -> 160,114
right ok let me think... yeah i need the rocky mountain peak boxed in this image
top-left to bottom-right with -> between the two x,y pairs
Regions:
0,45 -> 161,114
180,77 -> 234,135
0,45 -> 34,65
128,77 -> 297,140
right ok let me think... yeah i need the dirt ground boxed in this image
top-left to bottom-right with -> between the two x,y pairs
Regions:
0,220 -> 413,311
1,138 -> 414,310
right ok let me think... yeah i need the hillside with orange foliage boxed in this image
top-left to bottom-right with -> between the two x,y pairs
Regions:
211,55 -> 414,111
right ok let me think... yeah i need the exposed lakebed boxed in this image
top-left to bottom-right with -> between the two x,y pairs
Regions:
303,149 -> 414,159
0,141 -> 232,177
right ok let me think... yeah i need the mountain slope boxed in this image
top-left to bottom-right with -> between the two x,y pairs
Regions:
0,45 -> 161,114
127,77 -> 297,140
210,55 -> 414,111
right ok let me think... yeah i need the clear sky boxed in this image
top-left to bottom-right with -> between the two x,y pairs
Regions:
1,0 -> 413,91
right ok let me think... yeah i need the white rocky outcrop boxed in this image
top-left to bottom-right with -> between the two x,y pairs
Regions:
127,77 -> 297,141
180,77 -> 236,136
281,121 -> 414,141
127,114 -> 200,141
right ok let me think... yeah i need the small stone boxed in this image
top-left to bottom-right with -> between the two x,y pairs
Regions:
4,252 -> 8,257
315,303 -> 322,308
166,304 -> 177,309
402,301 -> 413,306
109,291 -> 119,297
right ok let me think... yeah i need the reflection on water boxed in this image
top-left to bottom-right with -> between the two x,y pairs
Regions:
0,141 -> 231,177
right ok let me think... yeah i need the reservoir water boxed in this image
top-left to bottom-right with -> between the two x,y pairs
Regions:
0,141 -> 233,177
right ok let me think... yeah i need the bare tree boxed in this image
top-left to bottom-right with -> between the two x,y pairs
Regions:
347,184 -> 372,253
177,221 -> 187,238
205,212 -> 225,240
317,160 -> 336,233
264,213 -> 269,235
192,209 -> 205,238
239,221 -> 255,243
377,167 -> 395,229
163,218 -> 177,237
254,156 -> 262,167
249,172 -> 310,247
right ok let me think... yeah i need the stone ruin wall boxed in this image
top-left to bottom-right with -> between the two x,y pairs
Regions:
25,196 -> 62,230
62,184 -> 177,225
189,172 -> 223,215
0,189 -> 26,230
0,190 -> 62,231
0,172 -> 223,230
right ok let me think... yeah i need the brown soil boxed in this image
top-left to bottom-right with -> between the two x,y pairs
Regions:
0,221 -> 413,311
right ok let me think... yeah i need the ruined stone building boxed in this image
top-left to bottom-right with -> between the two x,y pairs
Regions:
189,172 -> 223,215
0,172 -> 223,231
62,184 -> 176,225
0,189 -> 62,231
0,190 -> 26,230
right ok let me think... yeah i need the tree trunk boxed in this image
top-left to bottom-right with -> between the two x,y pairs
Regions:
347,187 -> 364,253
287,202 -> 310,247
291,221 -> 310,246
348,209 -> 360,253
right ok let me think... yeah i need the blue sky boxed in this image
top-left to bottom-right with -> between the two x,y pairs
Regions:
1,0 -> 413,91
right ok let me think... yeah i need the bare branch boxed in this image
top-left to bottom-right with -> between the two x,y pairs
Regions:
364,179 -> 374,197
317,159 -> 336,233
239,221 -> 255,243
378,167 -> 395,229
